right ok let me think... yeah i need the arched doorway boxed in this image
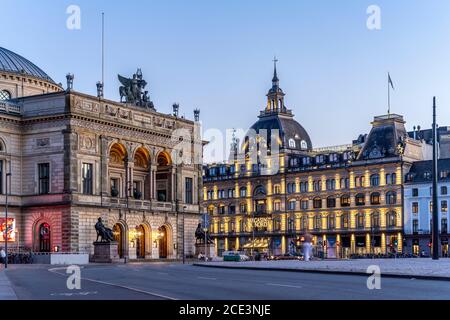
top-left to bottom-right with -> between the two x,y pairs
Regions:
136,225 -> 145,259
113,223 -> 124,258
159,226 -> 168,258
39,223 -> 51,253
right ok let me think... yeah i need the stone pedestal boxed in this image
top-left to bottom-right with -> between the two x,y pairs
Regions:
91,241 -> 120,263
195,243 -> 217,258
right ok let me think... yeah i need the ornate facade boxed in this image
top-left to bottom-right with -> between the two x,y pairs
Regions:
203,64 -> 431,258
0,48 -> 203,260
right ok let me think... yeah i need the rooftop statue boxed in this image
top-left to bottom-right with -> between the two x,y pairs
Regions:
118,69 -> 155,110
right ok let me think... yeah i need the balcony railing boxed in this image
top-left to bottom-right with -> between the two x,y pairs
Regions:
0,101 -> 21,115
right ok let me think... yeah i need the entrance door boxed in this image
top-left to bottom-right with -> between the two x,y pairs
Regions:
159,226 -> 168,258
136,225 -> 145,259
39,223 -> 51,252
113,224 -> 124,258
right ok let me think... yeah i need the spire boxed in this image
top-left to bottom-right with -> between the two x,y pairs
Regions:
272,56 -> 279,86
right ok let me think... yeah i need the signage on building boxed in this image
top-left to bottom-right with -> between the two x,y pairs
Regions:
0,218 -> 16,242
252,218 -> 270,229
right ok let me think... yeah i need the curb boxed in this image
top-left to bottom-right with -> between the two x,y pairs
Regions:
192,263 -> 450,282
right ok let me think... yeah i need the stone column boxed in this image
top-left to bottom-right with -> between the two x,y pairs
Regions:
100,136 -> 110,197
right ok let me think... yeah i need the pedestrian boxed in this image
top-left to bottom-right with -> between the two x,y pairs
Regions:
0,247 -> 6,266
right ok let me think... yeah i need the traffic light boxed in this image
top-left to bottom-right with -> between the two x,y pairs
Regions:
428,242 -> 432,248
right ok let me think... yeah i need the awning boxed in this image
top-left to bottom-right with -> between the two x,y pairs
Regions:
242,238 -> 270,249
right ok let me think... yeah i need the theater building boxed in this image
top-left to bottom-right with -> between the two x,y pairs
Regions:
0,47 -> 202,259
202,64 -> 431,258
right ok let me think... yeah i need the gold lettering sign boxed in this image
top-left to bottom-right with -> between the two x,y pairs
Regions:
252,218 -> 269,228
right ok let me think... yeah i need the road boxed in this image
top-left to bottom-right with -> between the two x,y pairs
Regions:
4,263 -> 450,300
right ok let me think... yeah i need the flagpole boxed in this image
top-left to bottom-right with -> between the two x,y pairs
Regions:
388,73 -> 391,116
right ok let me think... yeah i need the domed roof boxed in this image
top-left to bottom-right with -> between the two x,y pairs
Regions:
0,47 -> 55,83
249,113 -> 313,151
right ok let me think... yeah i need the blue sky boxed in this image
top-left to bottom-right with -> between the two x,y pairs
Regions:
3,0 -> 450,162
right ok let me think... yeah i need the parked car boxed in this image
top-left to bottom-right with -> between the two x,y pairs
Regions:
223,251 -> 249,262
269,253 -> 303,261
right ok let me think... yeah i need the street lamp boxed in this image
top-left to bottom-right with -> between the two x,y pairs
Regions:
4,160 -> 11,269
182,205 -> 187,264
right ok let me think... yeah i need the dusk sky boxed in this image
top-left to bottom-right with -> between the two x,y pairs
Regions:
3,0 -> 450,163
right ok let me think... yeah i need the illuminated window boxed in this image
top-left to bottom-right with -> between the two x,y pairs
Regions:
357,213 -> 365,229
387,211 -> 397,228
355,193 -> 365,206
371,212 -> 380,228
370,192 -> 381,205
341,195 -> 350,207
341,213 -> 349,229
412,202 -> 419,214
240,203 -> 247,214
370,174 -> 380,187
274,201 -> 281,212
442,200 -> 448,213
314,215 -> 321,230
328,214 -> 335,230
301,215 -> 308,230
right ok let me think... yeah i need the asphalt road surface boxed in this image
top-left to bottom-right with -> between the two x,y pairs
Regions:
4,263 -> 450,300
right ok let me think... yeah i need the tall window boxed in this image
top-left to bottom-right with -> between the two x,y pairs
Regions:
442,218 -> 448,234
413,219 -> 419,234
412,188 -> 419,197
442,200 -> 448,213
341,213 -> 349,229
328,214 -> 335,230
0,90 -> 11,101
185,177 -> 193,204
412,202 -> 419,214
38,163 -> 50,194
82,163 -> 93,195
387,211 -> 397,228
300,199 -> 309,210
386,191 -> 397,205
371,212 -> 380,228
314,215 -> 321,230
370,174 -> 380,187
313,197 -> 322,209
327,196 -> 336,208
442,186 -> 448,195
357,213 -> 365,229
240,187 -> 247,198
301,215 -> 308,230
288,200 -> 296,211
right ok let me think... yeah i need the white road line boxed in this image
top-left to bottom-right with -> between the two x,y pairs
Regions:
48,268 -> 177,300
266,283 -> 303,289
197,276 -> 217,280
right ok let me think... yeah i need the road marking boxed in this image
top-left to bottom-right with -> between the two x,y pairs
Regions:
157,272 -> 169,275
48,267 -> 177,300
266,283 -> 303,289
197,276 -> 217,280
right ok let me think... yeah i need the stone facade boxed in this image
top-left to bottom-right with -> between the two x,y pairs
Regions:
0,89 -> 203,260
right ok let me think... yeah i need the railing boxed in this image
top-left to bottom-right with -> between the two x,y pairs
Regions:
0,101 -> 21,114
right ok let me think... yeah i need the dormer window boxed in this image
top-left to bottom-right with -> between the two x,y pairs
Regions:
440,171 -> 449,179
302,157 -> 311,165
329,154 -> 338,162
300,140 -> 308,150
424,172 -> 432,180
288,139 -> 296,148
315,155 -> 324,164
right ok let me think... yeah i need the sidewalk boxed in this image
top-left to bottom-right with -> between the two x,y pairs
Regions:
194,258 -> 450,281
0,269 -> 18,300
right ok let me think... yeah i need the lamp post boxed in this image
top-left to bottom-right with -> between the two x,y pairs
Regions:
432,97 -> 440,260
182,205 -> 187,264
4,160 -> 11,269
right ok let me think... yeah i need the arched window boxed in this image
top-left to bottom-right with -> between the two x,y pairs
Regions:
0,90 -> 11,101
370,192 -> 381,205
39,223 -> 51,253
301,215 -> 309,230
387,211 -> 397,227
313,197 -> 322,209
314,215 -> 322,230
327,196 -> 336,208
386,191 -> 397,205
300,140 -> 308,150
341,195 -> 351,207
371,212 -> 380,228
356,213 -> 365,229
341,213 -> 349,229
328,214 -> 336,230
355,193 -> 365,206
288,139 -> 296,148
370,174 -> 380,187
239,187 -> 247,198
